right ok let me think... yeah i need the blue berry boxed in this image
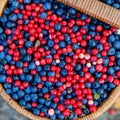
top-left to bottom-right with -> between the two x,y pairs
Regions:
108,34 -> 116,43
28,62 -> 36,70
82,98 -> 87,104
24,94 -> 31,101
8,13 -> 17,22
43,2 -> 52,10
24,0 -> 32,4
48,40 -> 54,47
31,94 -> 38,101
12,94 -> 19,100
113,41 -> 120,49
59,41 -> 66,48
0,27 -> 3,34
75,64 -> 82,71
54,23 -> 62,31
0,52 -> 5,59
45,81 -> 52,87
43,65 -> 50,71
89,39 -> 97,47
33,109 -> 40,115
56,9 -> 64,16
6,89 -> 11,94
0,75 -> 6,83
12,0 -> 19,9
83,108 -> 90,115
5,55 -> 12,62
18,90 -> 25,98
68,8 -> 76,15
108,48 -> 115,55
19,100 -> 26,106
3,8 -> 10,15
26,103 -> 32,109
93,82 -> 100,88
61,69 -> 68,76
40,12 -> 47,19
42,87 -> 49,94
64,34 -> 70,41
38,98 -> 45,105
25,41 -> 33,48
26,74 -> 32,82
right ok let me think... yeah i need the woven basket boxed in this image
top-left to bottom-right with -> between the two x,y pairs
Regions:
0,0 -> 120,120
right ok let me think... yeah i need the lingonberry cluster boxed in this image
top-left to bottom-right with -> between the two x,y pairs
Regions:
0,0 -> 120,120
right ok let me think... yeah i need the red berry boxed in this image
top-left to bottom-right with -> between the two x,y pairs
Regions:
75,108 -> 82,116
80,28 -> 86,35
17,68 -> 23,74
113,79 -> 120,86
23,82 -> 29,88
44,94 -> 50,99
86,94 -> 93,100
109,108 -> 116,115
76,90 -> 82,95
110,56 -> 115,61
88,77 -> 95,83
90,106 -> 97,113
77,101 -> 82,107
0,45 -> 4,52
96,25 -> 103,32
66,57 -> 72,63
32,102 -> 37,108
92,49 -> 98,55
57,104 -> 65,111
96,64 -> 103,72
40,112 -> 45,117
108,75 -> 114,82
99,78 -> 105,84
54,97 -> 59,103
62,109 -> 70,117
80,40 -> 87,47
6,69 -> 12,75
15,80 -> 21,87
51,14 -> 58,21
41,76 -> 47,82
18,0 -> 23,3
65,99 -> 70,105
5,29 -> 12,35
103,30 -> 110,36
37,84 -> 43,89
6,77 -> 13,84
116,71 -> 120,78
76,20 -> 82,26
14,9 -> 20,14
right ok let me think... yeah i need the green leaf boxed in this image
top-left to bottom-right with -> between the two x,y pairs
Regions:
94,92 -> 100,100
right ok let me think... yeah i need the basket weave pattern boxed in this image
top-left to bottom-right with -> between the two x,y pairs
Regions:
0,0 -> 8,17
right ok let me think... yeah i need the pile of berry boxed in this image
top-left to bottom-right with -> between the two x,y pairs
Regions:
0,0 -> 120,120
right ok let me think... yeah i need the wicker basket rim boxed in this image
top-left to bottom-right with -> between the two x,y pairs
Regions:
0,84 -> 120,120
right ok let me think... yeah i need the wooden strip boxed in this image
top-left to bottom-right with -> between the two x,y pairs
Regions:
94,1 -> 103,19
108,7 -> 116,25
57,0 -> 120,28
0,0 -> 8,17
89,0 -> 99,17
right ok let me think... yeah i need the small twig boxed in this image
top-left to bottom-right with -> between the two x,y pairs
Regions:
35,40 -> 41,48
